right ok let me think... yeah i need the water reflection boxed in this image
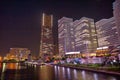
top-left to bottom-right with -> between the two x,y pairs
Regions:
6,63 -> 18,69
39,65 -> 55,80
67,68 -> 71,79
73,69 -> 77,79
2,63 -> 6,73
93,73 -> 98,80
0,63 -> 119,80
62,67 -> 65,78
54,66 -> 119,80
81,70 -> 86,80
0,63 -> 2,69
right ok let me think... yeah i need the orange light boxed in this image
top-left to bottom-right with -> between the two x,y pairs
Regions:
0,56 -> 2,61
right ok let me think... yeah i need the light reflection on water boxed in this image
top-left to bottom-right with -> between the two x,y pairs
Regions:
39,65 -> 55,80
62,67 -> 65,78
67,68 -> 71,79
93,73 -> 98,80
0,63 -> 2,69
0,63 -> 119,80
73,69 -> 77,80
81,70 -> 86,80
54,66 -> 118,80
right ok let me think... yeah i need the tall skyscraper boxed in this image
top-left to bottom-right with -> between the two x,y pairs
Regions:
96,17 -> 119,47
40,13 -> 54,59
113,0 -> 120,44
74,17 -> 98,53
58,17 -> 75,56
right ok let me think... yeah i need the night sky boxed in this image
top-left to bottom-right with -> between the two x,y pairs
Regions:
0,0 -> 115,56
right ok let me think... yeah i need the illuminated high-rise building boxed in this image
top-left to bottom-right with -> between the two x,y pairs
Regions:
113,0 -> 120,44
96,17 -> 119,47
40,13 -> 54,59
74,17 -> 98,53
58,17 -> 98,55
6,48 -> 30,61
58,17 -> 75,56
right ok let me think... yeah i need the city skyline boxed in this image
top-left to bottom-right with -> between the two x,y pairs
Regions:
0,0 -> 115,56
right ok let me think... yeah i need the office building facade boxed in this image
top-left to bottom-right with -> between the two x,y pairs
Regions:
74,17 -> 98,53
58,17 -> 75,56
40,13 -> 54,59
113,0 -> 120,44
96,17 -> 119,47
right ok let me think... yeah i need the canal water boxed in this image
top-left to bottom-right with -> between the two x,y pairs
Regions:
0,63 -> 119,80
